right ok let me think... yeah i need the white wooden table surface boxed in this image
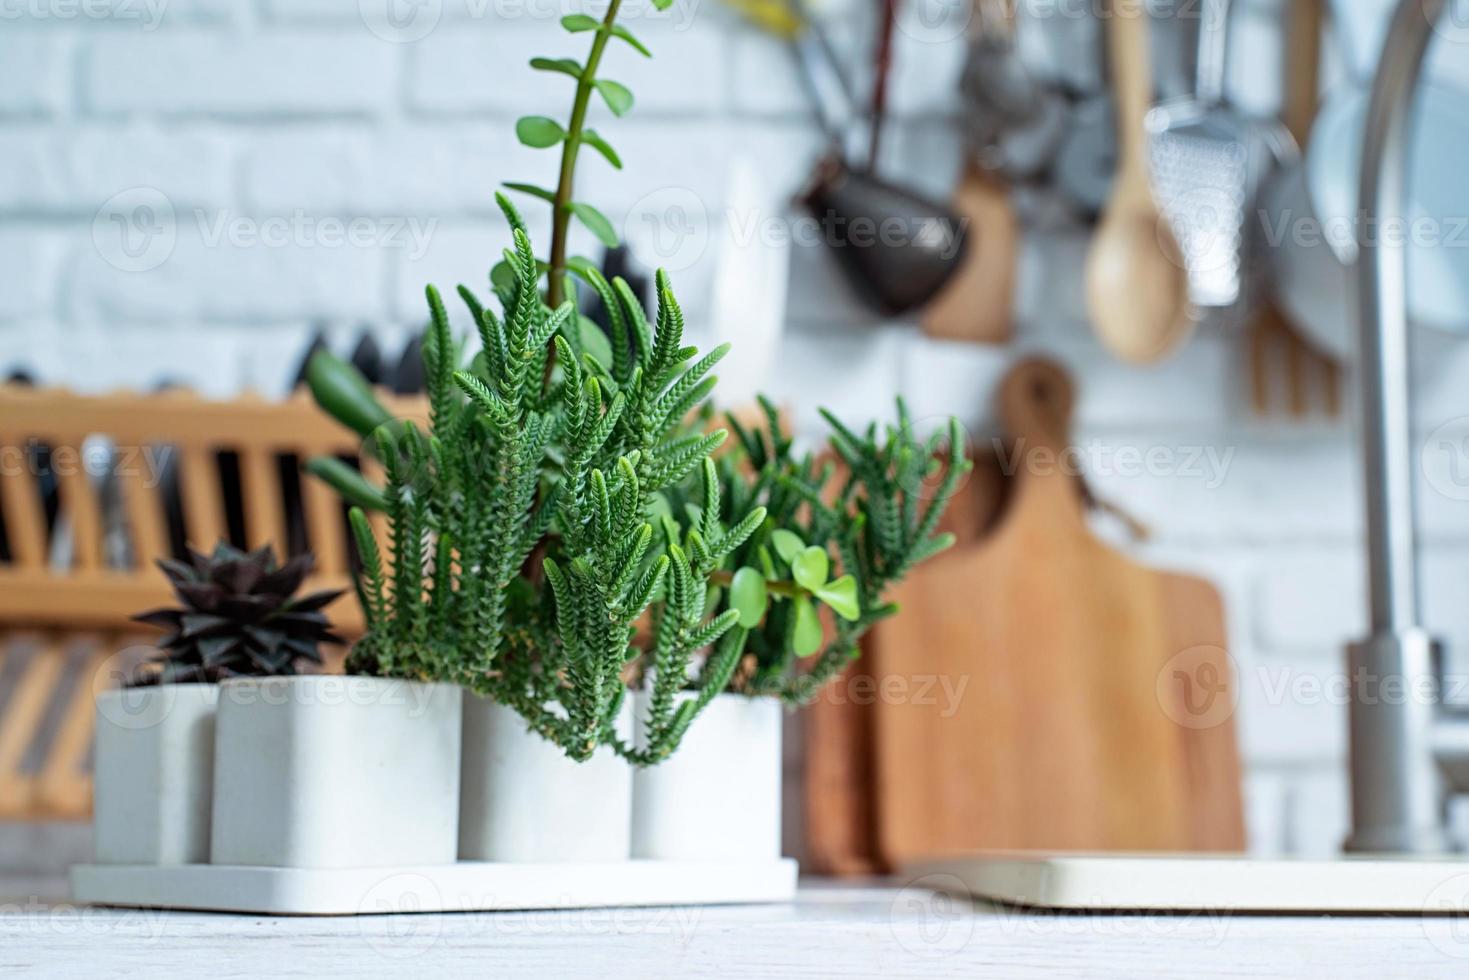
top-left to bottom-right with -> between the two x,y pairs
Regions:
4,876 -> 1469,978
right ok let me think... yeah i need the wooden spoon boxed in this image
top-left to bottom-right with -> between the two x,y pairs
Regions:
1084,0 -> 1191,363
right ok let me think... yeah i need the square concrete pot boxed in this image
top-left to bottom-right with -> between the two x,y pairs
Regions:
459,695 -> 632,862
210,676 -> 461,869
631,691 -> 783,861
93,683 -> 219,865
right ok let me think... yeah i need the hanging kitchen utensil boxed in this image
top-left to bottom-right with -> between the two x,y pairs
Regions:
1054,92 -> 1117,219
1084,0 -> 1191,362
921,0 -> 1019,344
785,0 -> 969,315
1269,79 -> 1469,362
958,0 -> 1068,181
1145,0 -> 1281,321
866,358 -> 1243,862
919,161 -> 1017,343
1250,0 -> 1340,417
867,0 -> 898,168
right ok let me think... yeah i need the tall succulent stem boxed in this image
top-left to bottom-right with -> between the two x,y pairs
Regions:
548,0 -> 624,310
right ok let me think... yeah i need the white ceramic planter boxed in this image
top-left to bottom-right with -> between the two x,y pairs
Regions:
631,691 -> 783,861
459,695 -> 633,862
93,683 -> 219,865
210,676 -> 461,869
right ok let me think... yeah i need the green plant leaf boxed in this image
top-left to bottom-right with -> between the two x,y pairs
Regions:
567,200 -> 619,247
793,595 -> 822,657
792,546 -> 829,591
490,259 -> 515,291
566,254 -> 600,276
502,181 -> 557,204
650,0 -> 673,9
815,575 -> 860,622
581,129 -> 623,169
578,315 -> 614,368
561,12 -> 599,31
530,56 -> 583,79
303,457 -> 388,511
304,350 -> 393,439
611,24 -> 652,56
771,529 -> 805,565
730,567 -> 768,627
594,79 -> 634,116
758,544 -> 777,580
516,115 -> 566,148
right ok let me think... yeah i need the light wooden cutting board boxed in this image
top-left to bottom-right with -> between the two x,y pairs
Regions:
804,358 -> 1243,872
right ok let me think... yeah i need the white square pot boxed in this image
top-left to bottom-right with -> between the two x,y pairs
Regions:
210,676 -> 461,869
93,683 -> 219,865
631,691 -> 783,861
459,695 -> 632,862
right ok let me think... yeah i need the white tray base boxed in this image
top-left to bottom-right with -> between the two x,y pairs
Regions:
907,852 -> 1469,913
70,859 -> 798,916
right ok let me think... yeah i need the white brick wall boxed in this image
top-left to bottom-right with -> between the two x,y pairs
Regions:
3,0 -> 1469,859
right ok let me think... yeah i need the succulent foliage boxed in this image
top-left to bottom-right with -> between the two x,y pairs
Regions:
132,543 -> 343,685
304,0 -> 964,764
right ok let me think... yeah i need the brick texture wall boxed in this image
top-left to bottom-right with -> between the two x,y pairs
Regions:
4,0 -> 1469,857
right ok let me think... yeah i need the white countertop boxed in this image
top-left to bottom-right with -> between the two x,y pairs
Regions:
3,877 -> 1468,978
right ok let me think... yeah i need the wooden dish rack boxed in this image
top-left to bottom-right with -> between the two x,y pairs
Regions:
0,385 -> 423,822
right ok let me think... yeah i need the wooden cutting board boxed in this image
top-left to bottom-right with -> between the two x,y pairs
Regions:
803,358 -> 1242,872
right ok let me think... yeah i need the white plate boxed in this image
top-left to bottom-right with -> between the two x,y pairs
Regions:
69,859 -> 799,916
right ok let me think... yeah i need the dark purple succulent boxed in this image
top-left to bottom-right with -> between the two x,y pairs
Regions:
132,542 -> 344,685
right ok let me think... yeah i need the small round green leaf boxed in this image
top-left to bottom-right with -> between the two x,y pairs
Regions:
581,129 -> 623,169
611,24 -> 652,56
731,566 -> 768,628
490,259 -> 515,291
567,201 -> 619,247
594,79 -> 634,116
515,115 -> 566,148
815,575 -> 860,622
561,13 -> 599,31
530,57 -> 583,79
771,529 -> 805,565
578,315 -> 613,368
792,546 -> 829,591
793,596 -> 822,658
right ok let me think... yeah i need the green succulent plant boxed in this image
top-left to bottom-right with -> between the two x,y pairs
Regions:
304,0 -> 965,764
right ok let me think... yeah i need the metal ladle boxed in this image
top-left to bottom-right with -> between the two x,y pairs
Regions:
790,1 -> 970,315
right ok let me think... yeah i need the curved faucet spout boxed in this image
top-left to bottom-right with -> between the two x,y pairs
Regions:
1356,0 -> 1443,633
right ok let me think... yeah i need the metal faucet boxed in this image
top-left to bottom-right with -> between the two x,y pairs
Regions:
1346,0 -> 1469,854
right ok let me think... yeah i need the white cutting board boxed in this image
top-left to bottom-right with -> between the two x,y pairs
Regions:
908,852 -> 1469,913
